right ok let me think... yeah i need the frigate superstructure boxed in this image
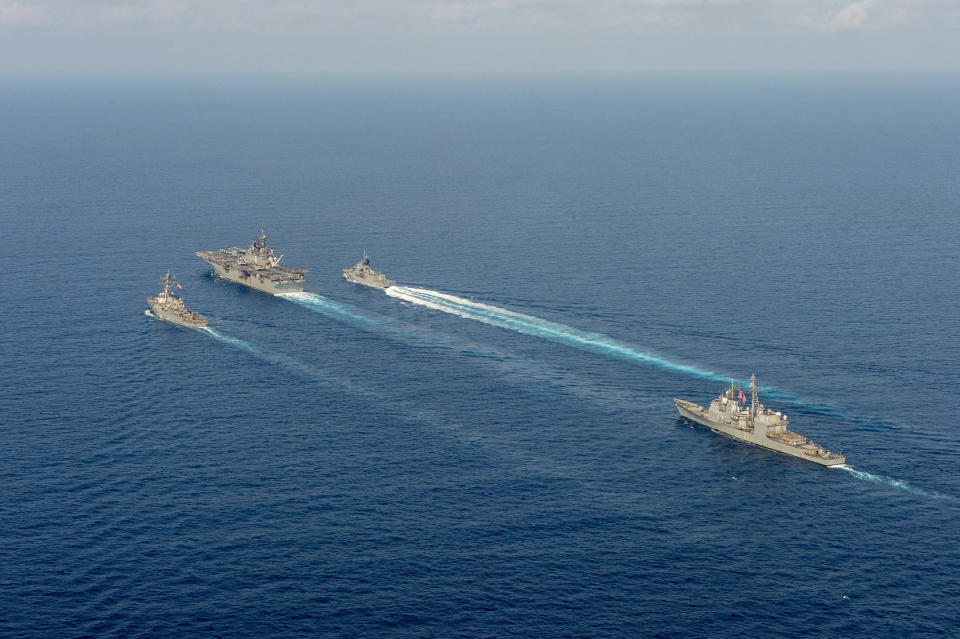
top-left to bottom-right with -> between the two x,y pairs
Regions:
196,232 -> 306,295
674,375 -> 844,466
342,253 -> 395,290
147,272 -> 208,328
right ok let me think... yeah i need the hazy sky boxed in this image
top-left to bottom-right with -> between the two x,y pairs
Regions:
2,0 -> 959,75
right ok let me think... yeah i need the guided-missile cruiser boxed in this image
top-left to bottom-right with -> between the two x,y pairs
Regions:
674,375 -> 844,466
196,232 -> 306,295
342,252 -> 395,290
147,272 -> 208,328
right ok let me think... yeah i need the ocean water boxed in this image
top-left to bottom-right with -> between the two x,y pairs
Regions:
2,76 -> 959,638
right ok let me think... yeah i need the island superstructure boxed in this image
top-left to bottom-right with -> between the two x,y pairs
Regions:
147,272 -> 208,328
196,232 -> 306,295
674,375 -> 844,466
342,253 -> 395,289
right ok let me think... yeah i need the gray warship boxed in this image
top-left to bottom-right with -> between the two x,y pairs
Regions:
196,232 -> 306,295
674,375 -> 844,466
147,272 -> 208,328
342,253 -> 395,289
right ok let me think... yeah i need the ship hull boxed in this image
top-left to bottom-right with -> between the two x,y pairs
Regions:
674,399 -> 843,466
342,271 -> 395,290
147,303 -> 207,329
202,258 -> 304,295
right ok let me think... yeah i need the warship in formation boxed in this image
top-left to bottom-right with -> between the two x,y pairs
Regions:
342,253 -> 395,289
147,272 -> 208,328
196,232 -> 306,295
674,375 -> 845,466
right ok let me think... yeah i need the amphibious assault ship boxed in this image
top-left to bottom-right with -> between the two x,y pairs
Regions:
674,375 -> 844,466
342,253 -> 395,289
196,232 -> 306,295
147,272 -> 208,328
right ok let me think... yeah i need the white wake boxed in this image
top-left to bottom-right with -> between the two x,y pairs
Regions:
386,286 -> 731,382
279,291 -> 386,328
199,326 -> 318,378
833,464 -> 951,500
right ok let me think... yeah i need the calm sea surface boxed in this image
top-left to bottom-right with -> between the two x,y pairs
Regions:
2,77 -> 959,637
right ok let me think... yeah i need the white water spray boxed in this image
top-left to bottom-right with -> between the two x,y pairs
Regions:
279,291 -> 388,328
383,287 -> 922,436
198,327 -> 951,502
387,286 -> 733,382
833,464 -> 951,500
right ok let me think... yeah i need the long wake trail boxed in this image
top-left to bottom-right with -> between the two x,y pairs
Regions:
278,292 -> 391,329
196,326 -> 588,478
833,465 -> 954,500
199,326 -> 325,380
198,328 -> 951,501
209,290 -> 946,501
275,288 -> 904,445
276,291 -> 852,425
387,287 -> 737,383
384,287 -> 915,435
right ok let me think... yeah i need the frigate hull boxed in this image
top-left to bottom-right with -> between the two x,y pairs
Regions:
342,254 -> 394,290
342,271 -> 395,290
674,399 -> 844,467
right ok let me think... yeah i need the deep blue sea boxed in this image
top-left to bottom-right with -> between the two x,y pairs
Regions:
2,76 -> 959,638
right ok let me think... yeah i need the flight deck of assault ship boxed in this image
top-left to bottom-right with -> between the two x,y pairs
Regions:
674,375 -> 844,466
147,272 -> 208,328
196,232 -> 306,295
342,253 -> 395,289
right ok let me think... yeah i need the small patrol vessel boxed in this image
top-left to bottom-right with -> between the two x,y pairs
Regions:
342,253 -> 395,289
196,231 -> 306,295
147,272 -> 208,328
674,375 -> 844,466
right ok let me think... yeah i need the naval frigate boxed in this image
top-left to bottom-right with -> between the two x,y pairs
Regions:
147,272 -> 208,328
674,375 -> 844,466
342,253 -> 395,289
196,232 -> 306,295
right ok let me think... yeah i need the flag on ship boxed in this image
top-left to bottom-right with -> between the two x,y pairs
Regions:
738,390 -> 746,404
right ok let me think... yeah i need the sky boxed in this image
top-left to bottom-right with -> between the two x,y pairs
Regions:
2,0 -> 959,75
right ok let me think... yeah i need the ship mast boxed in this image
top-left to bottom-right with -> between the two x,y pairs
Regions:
750,373 -> 758,417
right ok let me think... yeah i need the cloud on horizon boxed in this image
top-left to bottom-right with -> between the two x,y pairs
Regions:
1,0 -> 958,74
829,0 -> 876,30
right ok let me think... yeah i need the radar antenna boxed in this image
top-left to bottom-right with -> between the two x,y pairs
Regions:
159,271 -> 174,298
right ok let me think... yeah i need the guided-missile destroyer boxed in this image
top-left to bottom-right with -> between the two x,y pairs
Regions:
196,232 -> 306,295
342,253 -> 395,289
674,375 -> 844,466
147,272 -> 208,328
